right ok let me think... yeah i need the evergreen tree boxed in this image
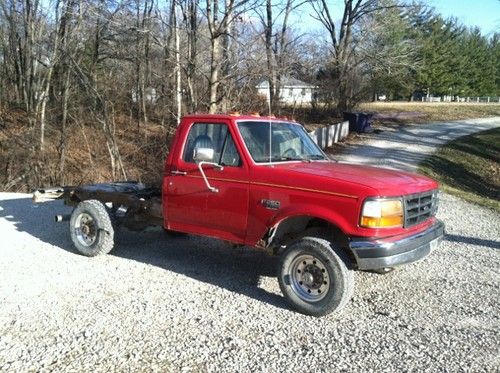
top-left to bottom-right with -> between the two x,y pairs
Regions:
492,33 -> 500,95
358,0 -> 419,100
409,9 -> 498,98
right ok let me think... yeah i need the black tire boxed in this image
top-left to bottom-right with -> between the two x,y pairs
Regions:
278,236 -> 354,317
70,200 -> 115,257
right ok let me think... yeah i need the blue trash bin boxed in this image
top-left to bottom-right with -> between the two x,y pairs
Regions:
343,112 -> 373,133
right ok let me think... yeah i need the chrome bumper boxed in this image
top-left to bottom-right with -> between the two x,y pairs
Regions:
349,220 -> 445,270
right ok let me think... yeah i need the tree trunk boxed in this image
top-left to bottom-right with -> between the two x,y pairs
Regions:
173,0 -> 182,123
209,36 -> 221,113
135,0 -> 144,129
141,0 -> 153,126
220,0 -> 234,112
58,68 -> 70,183
38,0 -> 62,151
185,0 -> 198,112
264,0 -> 276,111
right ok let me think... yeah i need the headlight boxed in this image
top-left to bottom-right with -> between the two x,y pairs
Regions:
360,198 -> 403,228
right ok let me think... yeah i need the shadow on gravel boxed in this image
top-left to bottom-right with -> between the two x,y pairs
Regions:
0,197 -> 289,311
0,196 -> 75,251
115,231 -> 288,310
445,233 -> 500,250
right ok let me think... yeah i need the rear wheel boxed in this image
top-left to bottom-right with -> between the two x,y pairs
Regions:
278,236 -> 354,317
70,200 -> 115,256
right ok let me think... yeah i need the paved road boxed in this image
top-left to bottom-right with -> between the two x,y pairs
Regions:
335,116 -> 500,171
0,117 -> 499,371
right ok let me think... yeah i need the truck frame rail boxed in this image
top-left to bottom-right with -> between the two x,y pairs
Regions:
33,181 -> 163,231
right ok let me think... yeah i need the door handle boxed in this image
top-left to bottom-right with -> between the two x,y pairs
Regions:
171,170 -> 187,176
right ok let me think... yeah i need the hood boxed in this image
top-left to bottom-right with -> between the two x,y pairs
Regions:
271,161 -> 438,196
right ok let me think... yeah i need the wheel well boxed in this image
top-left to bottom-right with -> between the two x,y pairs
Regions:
266,216 -> 355,267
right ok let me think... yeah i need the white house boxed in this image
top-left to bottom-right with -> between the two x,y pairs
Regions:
256,77 -> 317,105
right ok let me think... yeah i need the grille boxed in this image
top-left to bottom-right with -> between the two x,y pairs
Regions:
404,190 -> 438,227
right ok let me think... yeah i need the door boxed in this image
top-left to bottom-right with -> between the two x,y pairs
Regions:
165,120 -> 249,242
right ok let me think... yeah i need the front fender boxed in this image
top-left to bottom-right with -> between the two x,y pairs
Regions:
268,203 -> 354,236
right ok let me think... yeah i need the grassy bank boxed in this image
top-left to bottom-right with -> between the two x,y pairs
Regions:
418,127 -> 500,212
360,102 -> 500,123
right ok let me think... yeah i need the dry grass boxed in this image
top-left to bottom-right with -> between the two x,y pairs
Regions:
418,128 -> 500,212
284,102 -> 500,129
359,102 -> 500,123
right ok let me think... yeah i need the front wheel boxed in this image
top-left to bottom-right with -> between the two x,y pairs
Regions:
70,200 -> 115,257
278,236 -> 354,317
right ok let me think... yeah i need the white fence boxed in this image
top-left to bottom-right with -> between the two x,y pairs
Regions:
309,121 -> 349,149
422,96 -> 500,103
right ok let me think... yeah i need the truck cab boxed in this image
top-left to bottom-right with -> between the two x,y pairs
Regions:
161,113 -> 444,315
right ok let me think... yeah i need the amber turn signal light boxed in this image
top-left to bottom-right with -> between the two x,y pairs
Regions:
360,198 -> 403,228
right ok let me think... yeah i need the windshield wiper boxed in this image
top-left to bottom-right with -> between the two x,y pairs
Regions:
271,156 -> 305,162
304,154 -> 327,160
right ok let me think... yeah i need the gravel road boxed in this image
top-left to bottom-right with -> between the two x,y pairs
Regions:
335,116 -> 500,171
1,117 -> 499,372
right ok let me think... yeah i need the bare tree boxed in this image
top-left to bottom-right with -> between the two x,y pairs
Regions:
180,0 -> 200,112
257,0 -> 304,111
0,0 -> 39,113
134,0 -> 155,127
205,0 -> 224,113
166,0 -> 182,123
55,0 -> 84,181
37,0 -> 62,151
311,0 -> 402,111
72,57 -> 127,179
1,0 -> 50,139
205,0 -> 258,113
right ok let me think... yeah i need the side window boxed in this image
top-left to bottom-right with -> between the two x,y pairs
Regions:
220,134 -> 241,167
183,122 -> 241,167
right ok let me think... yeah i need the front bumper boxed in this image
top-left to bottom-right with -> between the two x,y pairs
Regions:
349,220 -> 445,270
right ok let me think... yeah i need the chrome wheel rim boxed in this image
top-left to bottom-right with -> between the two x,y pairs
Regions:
74,212 -> 97,247
290,254 -> 330,302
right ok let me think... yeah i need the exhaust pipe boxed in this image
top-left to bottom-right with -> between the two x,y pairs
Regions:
55,214 -> 71,223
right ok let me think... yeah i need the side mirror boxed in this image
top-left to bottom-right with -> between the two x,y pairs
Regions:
193,147 -> 214,163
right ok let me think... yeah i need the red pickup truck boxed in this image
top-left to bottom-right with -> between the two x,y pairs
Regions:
34,113 -> 444,316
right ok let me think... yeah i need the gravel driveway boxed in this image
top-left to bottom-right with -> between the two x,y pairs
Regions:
1,118 -> 499,372
335,116 -> 500,171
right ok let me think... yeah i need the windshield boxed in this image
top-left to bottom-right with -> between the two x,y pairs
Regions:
237,121 -> 327,163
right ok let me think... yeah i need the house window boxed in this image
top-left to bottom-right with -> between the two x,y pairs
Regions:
289,89 -> 293,97
301,88 -> 306,96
